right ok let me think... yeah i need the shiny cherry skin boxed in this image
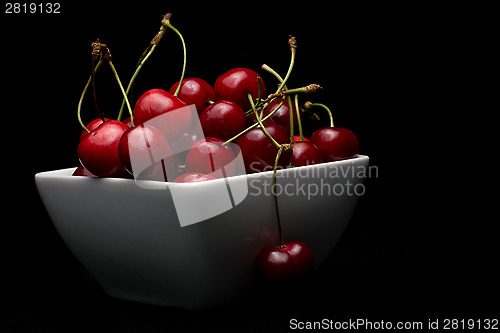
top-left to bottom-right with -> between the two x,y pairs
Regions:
291,141 -> 324,167
256,240 -> 314,294
133,89 -> 190,140
236,122 -> 291,173
118,124 -> 172,180
310,127 -> 359,162
199,100 -> 247,141
174,172 -> 216,183
214,68 -> 266,111
185,137 -> 236,177
80,118 -> 111,141
77,120 -> 130,178
169,78 -> 216,115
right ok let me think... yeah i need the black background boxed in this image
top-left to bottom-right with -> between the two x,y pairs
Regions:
1,1 -> 497,332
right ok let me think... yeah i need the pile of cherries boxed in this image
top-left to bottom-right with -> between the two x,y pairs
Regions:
74,14 -> 359,295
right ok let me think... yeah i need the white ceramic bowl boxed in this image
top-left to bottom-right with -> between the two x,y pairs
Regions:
35,155 -> 369,310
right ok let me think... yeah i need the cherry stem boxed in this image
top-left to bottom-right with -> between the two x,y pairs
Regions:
288,95 -> 294,142
261,63 -> 295,144
304,102 -> 334,127
117,14 -> 172,121
91,39 -> 106,122
78,60 -> 104,133
285,84 -> 322,94
223,97 -> 284,146
91,59 -> 105,123
272,145 -> 285,247
108,60 -> 134,126
261,64 -> 286,91
247,93 -> 281,149
277,35 -> 297,93
117,43 -> 158,121
256,76 -> 263,107
162,17 -> 186,97
294,94 -> 304,141
149,13 -> 170,49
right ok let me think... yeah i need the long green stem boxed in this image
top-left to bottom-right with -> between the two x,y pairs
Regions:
91,58 -> 105,122
277,48 -> 295,92
223,97 -> 285,145
272,145 -> 285,248
162,21 -> 186,96
108,61 -> 134,126
285,84 -> 322,94
117,44 -> 158,121
117,15 -> 169,120
136,45 -> 152,68
78,60 -> 103,133
256,76 -> 263,108
294,94 -> 304,141
261,64 -> 287,93
247,93 -> 281,149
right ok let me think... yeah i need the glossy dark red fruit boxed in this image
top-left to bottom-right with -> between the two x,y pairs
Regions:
236,122 -> 291,173
214,68 -> 266,111
174,172 -> 216,183
80,118 -> 111,141
77,120 -> 130,178
118,124 -> 172,179
133,89 -> 190,140
185,137 -> 236,177
199,100 -> 247,141
291,141 -> 324,167
310,127 -> 359,162
169,78 -> 216,115
256,240 -> 314,294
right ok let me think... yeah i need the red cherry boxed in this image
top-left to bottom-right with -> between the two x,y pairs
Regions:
293,135 -> 310,142
174,172 -> 216,183
199,100 -> 247,141
185,137 -> 236,177
236,122 -> 291,173
256,240 -> 314,294
79,118 -> 110,141
133,89 -> 190,140
77,120 -> 129,178
291,141 -> 324,167
72,164 -> 97,177
118,124 -> 172,180
214,68 -> 266,111
169,78 -> 216,115
310,127 -> 359,162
